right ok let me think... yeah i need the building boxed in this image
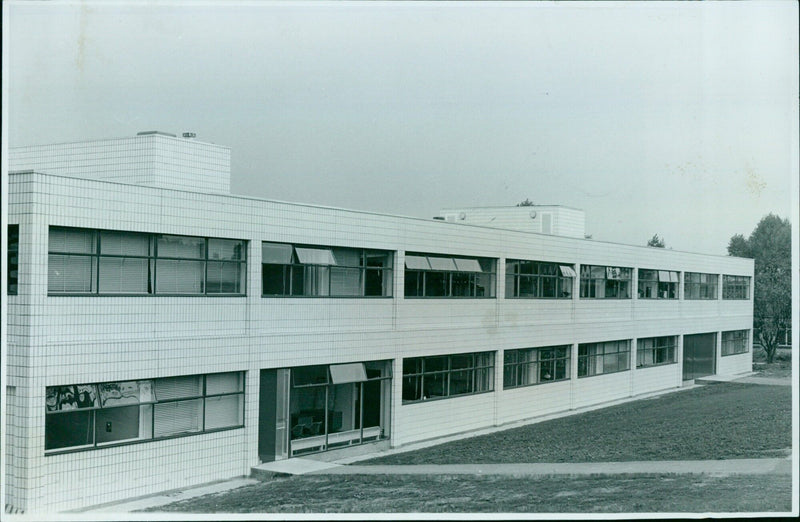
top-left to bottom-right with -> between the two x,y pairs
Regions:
4,132 -> 754,513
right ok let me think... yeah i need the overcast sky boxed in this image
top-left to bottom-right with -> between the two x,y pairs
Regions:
5,1 -> 798,255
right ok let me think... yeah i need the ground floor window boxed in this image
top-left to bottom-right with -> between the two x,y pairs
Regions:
289,361 -> 391,456
402,351 -> 494,403
45,372 -> 244,452
503,345 -> 571,389
578,340 -> 630,377
721,330 -> 749,356
637,336 -> 677,367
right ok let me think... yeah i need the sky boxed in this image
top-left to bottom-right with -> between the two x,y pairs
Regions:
5,0 -> 798,255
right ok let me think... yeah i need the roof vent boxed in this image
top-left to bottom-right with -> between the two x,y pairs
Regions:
182,132 -> 196,139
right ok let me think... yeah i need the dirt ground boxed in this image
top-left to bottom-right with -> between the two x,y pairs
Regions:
753,347 -> 792,378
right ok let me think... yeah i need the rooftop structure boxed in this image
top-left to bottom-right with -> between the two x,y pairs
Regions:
438,205 -> 586,238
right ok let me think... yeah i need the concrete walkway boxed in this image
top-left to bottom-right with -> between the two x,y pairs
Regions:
304,457 -> 793,477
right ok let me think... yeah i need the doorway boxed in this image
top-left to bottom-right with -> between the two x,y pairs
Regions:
683,333 -> 716,380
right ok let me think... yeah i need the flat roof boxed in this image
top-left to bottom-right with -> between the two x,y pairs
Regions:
7,170 -> 750,261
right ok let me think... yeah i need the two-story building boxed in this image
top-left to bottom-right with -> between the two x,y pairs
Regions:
4,132 -> 753,512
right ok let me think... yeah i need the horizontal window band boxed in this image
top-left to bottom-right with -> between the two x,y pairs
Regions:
44,391 -> 245,415
263,262 -> 391,269
503,377 -> 571,390
261,295 -> 393,299
577,368 -> 631,379
401,388 -> 494,406
48,292 -> 246,297
44,425 -> 245,457
402,297 -> 497,300
403,367 -> 494,374
291,376 -> 392,389
636,361 -> 678,368
578,297 -> 632,300
505,296 -> 573,300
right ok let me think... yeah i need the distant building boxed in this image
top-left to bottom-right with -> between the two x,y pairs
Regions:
5,132 -> 753,513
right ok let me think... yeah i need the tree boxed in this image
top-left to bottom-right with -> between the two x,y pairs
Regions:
516,198 -> 534,207
647,234 -> 665,248
726,233 -> 750,258
727,214 -> 791,363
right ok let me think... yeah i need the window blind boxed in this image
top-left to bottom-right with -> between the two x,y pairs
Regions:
100,231 -> 149,256
154,375 -> 202,400
157,235 -> 205,258
154,399 -> 203,437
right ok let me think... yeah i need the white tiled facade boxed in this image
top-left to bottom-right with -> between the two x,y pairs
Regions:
4,135 -> 753,513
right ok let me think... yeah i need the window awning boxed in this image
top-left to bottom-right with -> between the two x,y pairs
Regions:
295,247 -> 337,265
262,242 -> 293,264
405,255 -> 431,270
658,270 -> 679,283
329,363 -> 367,384
559,265 -> 577,277
454,258 -> 482,272
428,257 -> 457,271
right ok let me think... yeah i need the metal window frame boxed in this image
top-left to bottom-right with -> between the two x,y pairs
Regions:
402,352 -> 495,404
44,372 -> 246,455
47,226 -> 247,297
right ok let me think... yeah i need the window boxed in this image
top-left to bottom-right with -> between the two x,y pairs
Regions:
579,265 -> 632,298
505,260 -> 575,299
7,225 -> 19,295
262,242 -> 393,297
722,275 -> 750,300
289,361 -> 392,454
637,336 -> 677,367
685,272 -> 718,300
47,227 -> 246,296
721,330 -> 749,356
638,269 -> 679,299
578,340 -> 630,377
45,372 -> 244,453
503,345 -> 571,389
404,253 -> 495,298
402,352 -> 494,402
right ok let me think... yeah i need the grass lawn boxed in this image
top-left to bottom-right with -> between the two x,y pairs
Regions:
145,473 -> 792,513
364,382 -> 791,465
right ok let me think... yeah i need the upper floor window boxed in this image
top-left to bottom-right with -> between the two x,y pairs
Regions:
503,345 -> 571,389
638,269 -> 679,299
402,351 -> 494,403
48,227 -> 246,296
404,253 -> 495,298
579,265 -> 632,299
721,329 -> 749,356
7,225 -> 19,295
45,372 -> 244,453
636,336 -> 677,367
505,260 -> 575,299
684,272 -> 718,300
261,242 -> 393,297
578,340 -> 631,377
722,275 -> 750,300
